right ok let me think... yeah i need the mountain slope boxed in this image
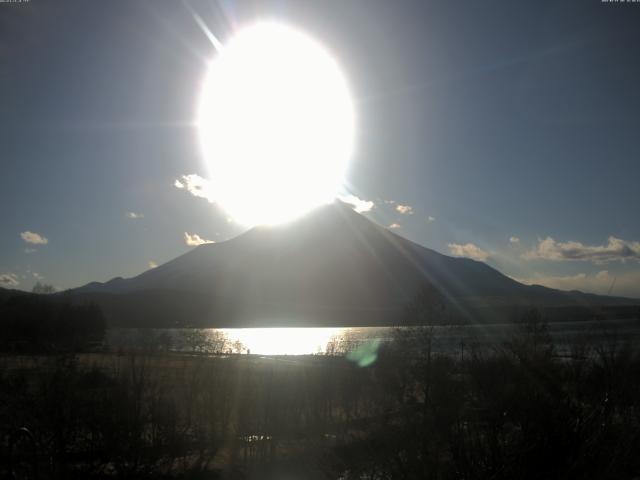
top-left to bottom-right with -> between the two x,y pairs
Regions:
66,201 -> 638,327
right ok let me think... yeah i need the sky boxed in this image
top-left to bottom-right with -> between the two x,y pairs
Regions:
1,0 -> 640,297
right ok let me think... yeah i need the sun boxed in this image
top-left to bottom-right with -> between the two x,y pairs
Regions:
197,22 -> 355,226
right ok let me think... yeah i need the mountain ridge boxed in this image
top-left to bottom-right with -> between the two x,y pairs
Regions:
63,201 -> 638,327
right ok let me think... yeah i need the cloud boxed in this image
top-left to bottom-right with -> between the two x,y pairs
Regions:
175,173 -> 376,218
32,272 -> 44,280
427,216 -> 436,222
0,273 -> 19,288
395,204 -> 414,215
513,269 -> 640,298
20,231 -> 48,245
184,232 -> 216,246
174,174 -> 216,203
388,223 -> 401,229
510,236 -> 520,244
24,248 -> 37,254
339,194 -> 374,213
448,243 -> 490,261
148,261 -> 158,269
126,211 -> 144,219
523,236 -> 640,264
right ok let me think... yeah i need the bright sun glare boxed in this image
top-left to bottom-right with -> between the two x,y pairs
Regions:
218,327 -> 346,355
198,22 -> 355,226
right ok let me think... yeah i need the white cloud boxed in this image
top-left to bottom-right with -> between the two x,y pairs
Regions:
184,232 -> 216,246
427,216 -> 436,222
384,199 -> 396,205
448,242 -> 490,261
523,236 -> 640,264
148,261 -> 158,269
395,204 -> 414,215
24,248 -> 37,254
513,269 -> 640,298
175,173 -> 376,218
0,273 -> 19,288
388,223 -> 401,229
174,174 -> 216,203
339,194 -> 374,213
126,211 -> 144,219
32,272 -> 44,280
509,236 -> 520,244
20,231 -> 48,245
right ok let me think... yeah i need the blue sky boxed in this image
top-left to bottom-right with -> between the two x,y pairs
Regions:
1,0 -> 639,297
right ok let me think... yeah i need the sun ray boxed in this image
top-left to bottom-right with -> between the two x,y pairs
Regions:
183,0 -> 224,51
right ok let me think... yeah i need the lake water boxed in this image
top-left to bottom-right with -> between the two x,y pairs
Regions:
106,318 -> 640,356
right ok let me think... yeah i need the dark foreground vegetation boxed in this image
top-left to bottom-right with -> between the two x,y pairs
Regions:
1,308 -> 639,480
0,293 -> 105,352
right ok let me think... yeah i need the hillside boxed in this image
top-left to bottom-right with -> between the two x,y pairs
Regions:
64,201 -> 638,327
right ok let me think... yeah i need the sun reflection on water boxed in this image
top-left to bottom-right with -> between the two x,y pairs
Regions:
216,327 -> 348,355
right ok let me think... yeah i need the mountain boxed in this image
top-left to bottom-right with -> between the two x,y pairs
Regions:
64,201 -> 639,327
0,287 -> 33,303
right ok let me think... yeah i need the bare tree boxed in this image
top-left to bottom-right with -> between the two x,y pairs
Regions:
32,282 -> 56,294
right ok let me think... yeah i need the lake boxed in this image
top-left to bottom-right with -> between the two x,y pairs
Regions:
106,318 -> 640,356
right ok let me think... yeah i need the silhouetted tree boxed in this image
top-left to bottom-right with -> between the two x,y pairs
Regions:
508,306 -> 554,359
31,282 -> 56,294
